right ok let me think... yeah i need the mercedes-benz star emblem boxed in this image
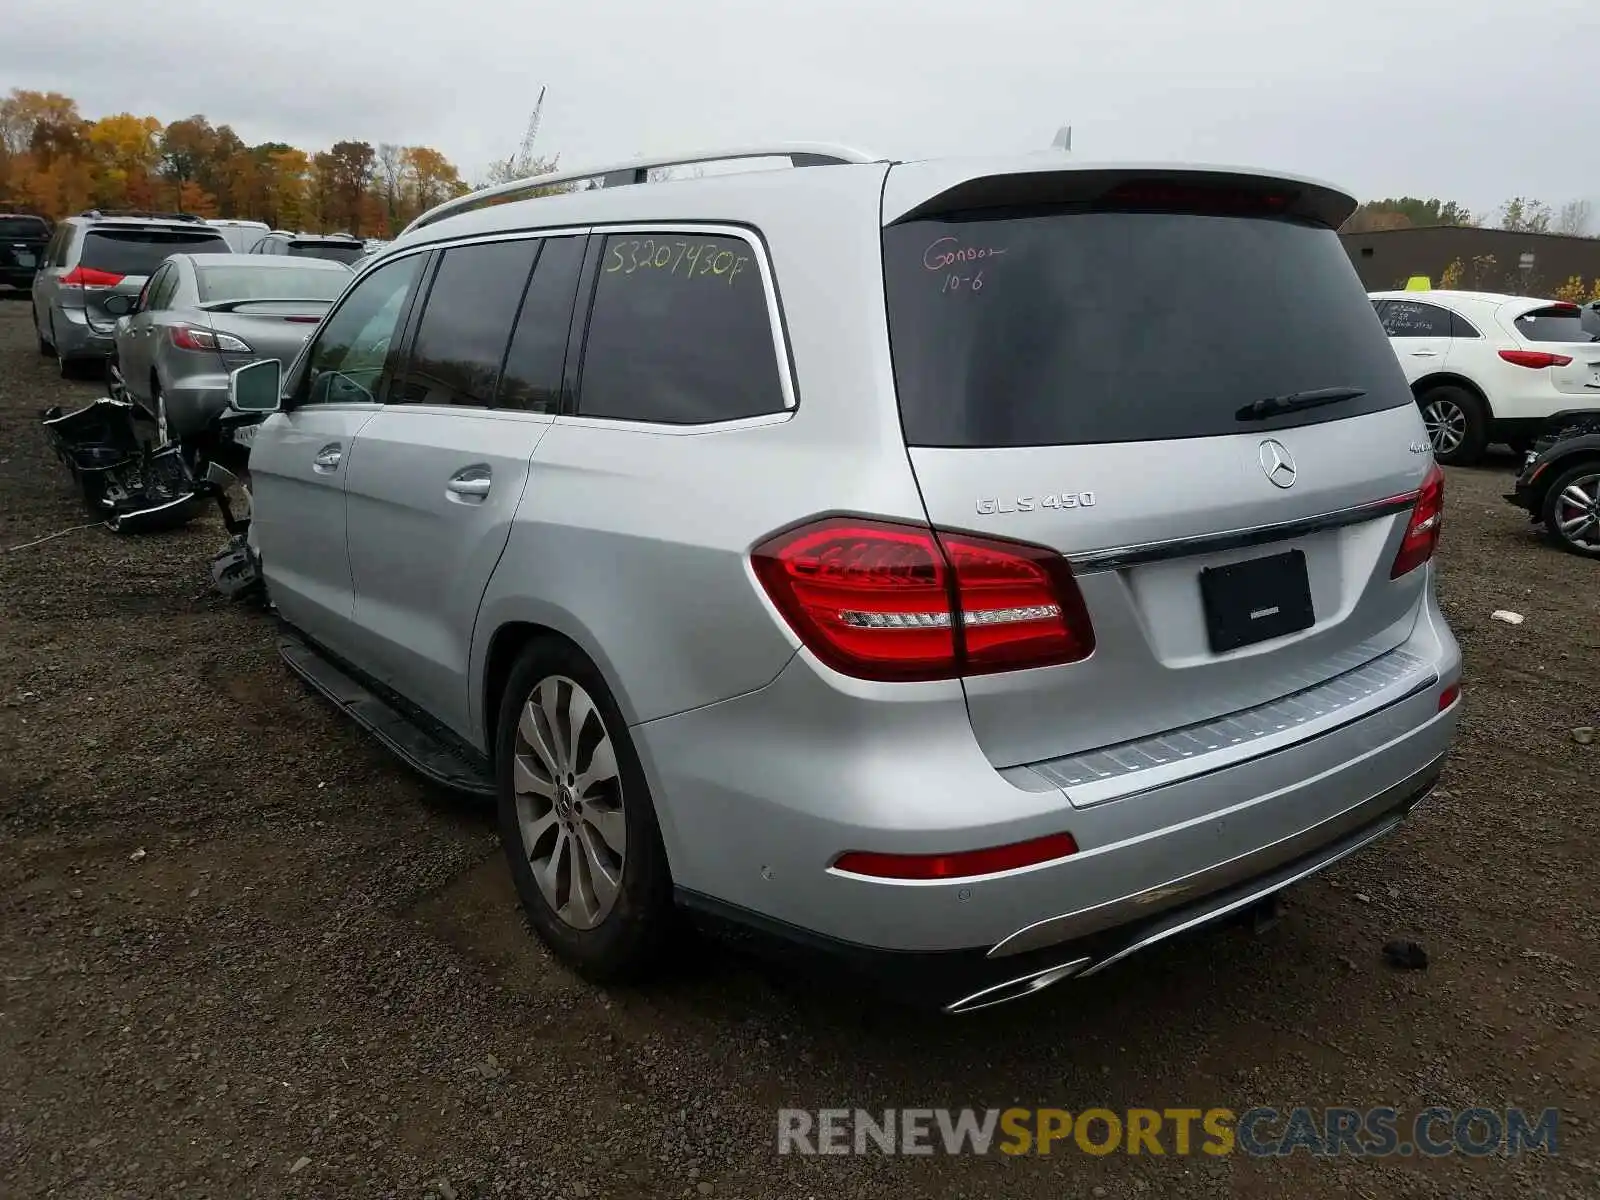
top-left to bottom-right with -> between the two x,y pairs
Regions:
1259,439 -> 1297,489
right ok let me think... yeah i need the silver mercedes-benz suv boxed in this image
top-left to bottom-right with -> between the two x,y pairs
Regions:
225,144 -> 1461,1013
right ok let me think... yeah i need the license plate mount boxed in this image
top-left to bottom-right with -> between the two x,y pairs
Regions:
1199,549 -> 1315,653
16,251 -> 36,268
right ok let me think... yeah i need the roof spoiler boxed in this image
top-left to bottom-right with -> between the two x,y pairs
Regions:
883,164 -> 1358,229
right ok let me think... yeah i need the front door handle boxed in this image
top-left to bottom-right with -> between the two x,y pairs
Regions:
313,443 -> 343,472
446,466 -> 492,499
1409,350 -> 1439,358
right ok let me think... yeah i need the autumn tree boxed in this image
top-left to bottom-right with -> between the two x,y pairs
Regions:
1498,197 -> 1553,234
1342,197 -> 1473,233
0,87 -> 474,232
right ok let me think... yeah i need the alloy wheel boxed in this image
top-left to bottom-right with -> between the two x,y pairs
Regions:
511,675 -> 626,930
1553,472 -> 1600,551
1422,399 -> 1467,456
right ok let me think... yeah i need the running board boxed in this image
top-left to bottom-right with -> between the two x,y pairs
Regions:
277,634 -> 495,798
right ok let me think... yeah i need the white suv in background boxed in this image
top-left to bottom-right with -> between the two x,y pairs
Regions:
1369,289 -> 1600,466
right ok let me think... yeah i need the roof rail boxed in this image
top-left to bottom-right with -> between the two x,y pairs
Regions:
79,209 -> 207,223
400,142 -> 882,237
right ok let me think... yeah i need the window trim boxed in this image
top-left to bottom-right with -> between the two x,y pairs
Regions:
567,221 -> 799,430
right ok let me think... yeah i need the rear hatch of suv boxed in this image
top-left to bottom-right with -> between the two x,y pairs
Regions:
68,223 -> 231,327
879,164 -> 1439,777
1502,300 -> 1600,396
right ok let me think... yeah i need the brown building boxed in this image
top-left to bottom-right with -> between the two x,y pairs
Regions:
1339,226 -> 1600,296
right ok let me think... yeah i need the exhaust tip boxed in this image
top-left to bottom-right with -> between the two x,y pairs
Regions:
945,956 -> 1091,1014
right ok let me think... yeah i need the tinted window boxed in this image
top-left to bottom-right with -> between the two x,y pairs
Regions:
883,211 -> 1410,447
0,216 -> 48,238
197,264 -> 349,302
1513,306 -> 1596,343
497,236 -> 585,413
289,241 -> 364,265
296,254 -> 423,406
396,239 -> 538,407
1449,310 -> 1481,339
578,232 -> 785,424
80,229 -> 229,276
148,264 -> 180,310
1379,300 -> 1452,338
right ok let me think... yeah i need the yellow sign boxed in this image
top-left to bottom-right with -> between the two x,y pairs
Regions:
1404,276 -> 1433,291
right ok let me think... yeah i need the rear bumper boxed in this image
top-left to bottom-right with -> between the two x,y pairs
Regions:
636,584 -> 1461,1003
162,378 -> 230,438
54,309 -> 115,360
682,751 -> 1442,1011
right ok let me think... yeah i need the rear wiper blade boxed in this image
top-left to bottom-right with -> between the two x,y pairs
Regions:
1237,386 -> 1367,421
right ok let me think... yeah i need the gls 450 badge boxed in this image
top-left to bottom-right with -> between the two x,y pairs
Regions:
976,491 -> 1096,515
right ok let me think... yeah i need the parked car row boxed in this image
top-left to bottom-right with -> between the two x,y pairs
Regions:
210,146 -> 1464,1012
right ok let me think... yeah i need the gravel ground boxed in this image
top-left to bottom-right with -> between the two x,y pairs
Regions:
1,293 -> 1596,1199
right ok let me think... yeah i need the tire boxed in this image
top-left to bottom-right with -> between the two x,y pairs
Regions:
1418,385 -> 1489,467
1540,461 -> 1600,558
494,638 -> 674,982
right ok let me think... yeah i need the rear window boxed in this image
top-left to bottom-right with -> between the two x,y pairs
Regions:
288,242 -> 364,265
0,216 -> 48,238
80,229 -> 229,276
197,264 -> 349,302
882,210 -> 1411,447
1512,306 -> 1597,343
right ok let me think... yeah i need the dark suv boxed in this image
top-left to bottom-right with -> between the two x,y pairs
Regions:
1,213 -> 51,291
32,210 -> 230,377
247,231 -> 366,265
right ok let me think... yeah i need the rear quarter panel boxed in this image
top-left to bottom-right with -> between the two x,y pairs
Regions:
468,166 -> 932,741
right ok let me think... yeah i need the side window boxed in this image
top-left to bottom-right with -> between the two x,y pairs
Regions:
292,254 -> 424,407
1449,310 -> 1480,339
149,264 -> 180,310
1379,300 -> 1451,338
393,238 -> 538,408
577,231 -> 786,424
134,273 -> 156,310
497,235 -> 585,413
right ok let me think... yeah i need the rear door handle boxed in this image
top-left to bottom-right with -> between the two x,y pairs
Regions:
313,443 -> 343,472
1409,350 -> 1439,358
446,466 -> 492,500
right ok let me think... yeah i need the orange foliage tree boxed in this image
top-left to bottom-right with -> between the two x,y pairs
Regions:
0,88 -> 473,236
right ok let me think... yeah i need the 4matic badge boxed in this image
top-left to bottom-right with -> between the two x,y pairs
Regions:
976,491 -> 1096,515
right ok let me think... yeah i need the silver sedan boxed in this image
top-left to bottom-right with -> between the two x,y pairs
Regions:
105,253 -> 353,443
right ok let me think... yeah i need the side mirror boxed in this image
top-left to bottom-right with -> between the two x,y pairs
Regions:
229,358 -> 283,413
102,293 -> 135,317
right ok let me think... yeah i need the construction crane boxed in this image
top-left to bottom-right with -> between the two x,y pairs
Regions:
504,86 -> 547,178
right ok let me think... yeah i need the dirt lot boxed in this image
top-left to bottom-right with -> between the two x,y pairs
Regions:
0,294 -> 1596,1199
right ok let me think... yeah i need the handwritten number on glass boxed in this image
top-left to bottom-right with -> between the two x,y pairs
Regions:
604,239 -> 750,286
924,236 -> 1003,295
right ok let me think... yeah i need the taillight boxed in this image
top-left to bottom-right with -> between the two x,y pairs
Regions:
1391,463 -> 1445,579
1438,682 -> 1461,711
169,325 -> 252,353
1499,349 -> 1573,369
60,266 -> 124,288
750,517 -> 1095,682
833,832 -> 1080,880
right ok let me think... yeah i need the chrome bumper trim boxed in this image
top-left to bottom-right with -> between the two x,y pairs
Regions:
988,752 -> 1444,960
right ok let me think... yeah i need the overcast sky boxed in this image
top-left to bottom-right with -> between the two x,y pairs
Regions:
4,0 -> 1593,220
